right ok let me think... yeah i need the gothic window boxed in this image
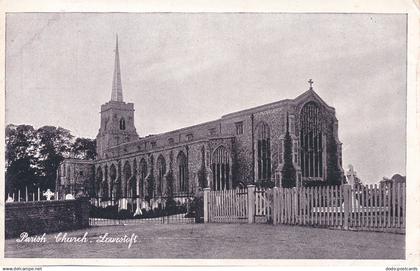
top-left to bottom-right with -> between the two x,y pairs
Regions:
103,165 -> 108,199
186,133 -> 193,141
157,155 -> 166,196
168,138 -> 174,145
211,146 -> 230,190
256,122 -> 271,181
139,159 -> 147,198
96,167 -> 103,197
151,141 -> 156,148
109,164 -> 119,199
119,118 -> 126,130
293,142 -> 298,163
123,161 -> 132,198
300,102 -> 324,179
235,121 -> 244,135
177,151 -> 188,192
67,166 -> 70,178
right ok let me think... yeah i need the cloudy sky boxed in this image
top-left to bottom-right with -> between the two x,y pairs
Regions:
5,13 -> 406,183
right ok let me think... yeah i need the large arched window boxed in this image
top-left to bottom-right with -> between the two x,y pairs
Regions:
96,167 -> 103,197
256,121 -> 271,181
177,151 -> 188,193
123,161 -> 133,198
156,155 -> 166,196
103,165 -> 109,199
109,163 -> 120,199
212,146 -> 230,190
300,102 -> 324,179
139,158 -> 147,198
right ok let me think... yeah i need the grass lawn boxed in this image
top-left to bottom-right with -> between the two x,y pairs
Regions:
5,223 -> 405,259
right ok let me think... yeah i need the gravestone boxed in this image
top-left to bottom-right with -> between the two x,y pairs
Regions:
344,165 -> 361,211
346,164 -> 357,186
43,189 -> 54,201
65,194 -> 75,200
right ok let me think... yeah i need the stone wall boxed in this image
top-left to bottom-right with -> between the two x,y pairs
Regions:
5,198 -> 90,239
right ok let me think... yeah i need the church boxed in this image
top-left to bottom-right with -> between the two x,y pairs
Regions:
56,38 -> 345,208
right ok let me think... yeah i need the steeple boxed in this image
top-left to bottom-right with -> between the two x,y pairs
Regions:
111,34 -> 123,102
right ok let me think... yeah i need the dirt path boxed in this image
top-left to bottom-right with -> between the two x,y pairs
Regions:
5,223 -> 405,259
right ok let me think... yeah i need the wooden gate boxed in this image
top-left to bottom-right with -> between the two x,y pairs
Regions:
208,188 -> 248,223
255,188 -> 272,223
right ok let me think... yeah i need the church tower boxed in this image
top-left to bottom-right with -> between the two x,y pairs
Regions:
96,36 -> 139,159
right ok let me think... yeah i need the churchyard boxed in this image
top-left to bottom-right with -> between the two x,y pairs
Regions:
5,223 -> 404,259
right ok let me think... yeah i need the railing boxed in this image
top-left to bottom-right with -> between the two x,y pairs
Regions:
89,195 -> 196,226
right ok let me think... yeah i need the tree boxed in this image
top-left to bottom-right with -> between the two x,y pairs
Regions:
36,126 -> 73,190
5,123 -> 97,195
326,122 -> 344,186
5,124 -> 37,168
5,124 -> 38,194
5,157 -> 38,195
353,176 -> 363,188
71,137 -> 96,160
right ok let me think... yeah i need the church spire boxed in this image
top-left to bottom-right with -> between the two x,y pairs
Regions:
111,34 -> 123,102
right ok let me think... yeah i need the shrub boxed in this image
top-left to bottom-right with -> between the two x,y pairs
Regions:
118,209 -> 133,219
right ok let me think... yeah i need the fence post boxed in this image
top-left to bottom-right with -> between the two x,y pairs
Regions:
343,184 -> 351,230
203,188 -> 210,223
273,187 -> 278,225
247,185 -> 256,224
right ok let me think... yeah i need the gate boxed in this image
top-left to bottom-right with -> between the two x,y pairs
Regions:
208,188 -> 248,223
255,188 -> 272,223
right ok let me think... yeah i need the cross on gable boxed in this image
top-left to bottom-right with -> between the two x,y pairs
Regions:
308,79 -> 314,89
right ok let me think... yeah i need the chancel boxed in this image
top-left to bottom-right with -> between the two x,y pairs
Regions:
55,37 -> 345,210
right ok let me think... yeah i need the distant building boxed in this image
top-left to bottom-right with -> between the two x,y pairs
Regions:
56,37 -> 344,206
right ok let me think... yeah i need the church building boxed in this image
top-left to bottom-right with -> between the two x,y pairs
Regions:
56,37 -> 345,208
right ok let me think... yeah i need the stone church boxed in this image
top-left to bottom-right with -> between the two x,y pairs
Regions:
56,38 -> 345,208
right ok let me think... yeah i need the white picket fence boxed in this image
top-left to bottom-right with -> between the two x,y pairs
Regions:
271,183 -> 405,233
204,183 -> 406,233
